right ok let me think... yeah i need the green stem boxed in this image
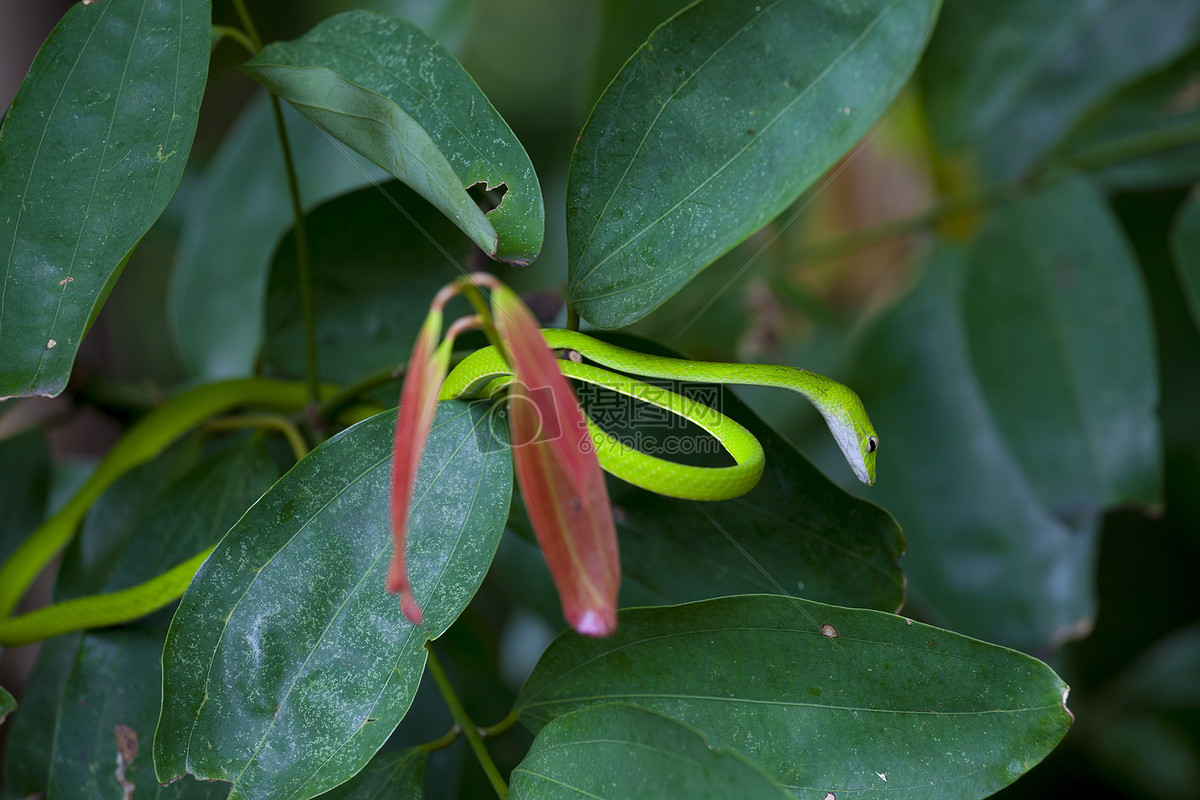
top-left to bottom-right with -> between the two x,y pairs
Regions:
211,24 -> 256,55
425,645 -> 507,798
205,412 -> 309,462
479,710 -> 520,739
417,727 -> 461,754
229,0 -> 263,51
269,96 -> 321,406
318,363 -> 405,422
566,306 -> 580,332
0,378 -> 311,619
229,0 -> 320,405
1051,118 -> 1200,173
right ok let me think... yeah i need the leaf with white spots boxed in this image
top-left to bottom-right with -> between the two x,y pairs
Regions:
155,402 -> 513,799
516,595 -> 1072,799
0,0 -> 210,397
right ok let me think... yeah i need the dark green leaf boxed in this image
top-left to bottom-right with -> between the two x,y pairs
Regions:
1053,47 -> 1200,189
49,438 -> 279,800
839,245 -> 1104,650
1,632 -> 81,798
922,0 -> 1200,179
242,10 -> 544,265
155,402 -> 513,799
167,94 -> 385,379
510,704 -> 789,799
0,0 -> 210,397
1083,622 -> 1200,800
262,180 -> 472,383
566,0 -> 941,328
1171,183 -> 1200,332
321,748 -> 425,800
516,595 -> 1072,799
963,177 -> 1161,521
0,426 -> 49,566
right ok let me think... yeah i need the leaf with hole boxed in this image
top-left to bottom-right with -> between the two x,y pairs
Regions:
516,595 -> 1073,799
0,0 -> 209,397
155,402 -> 512,800
566,0 -> 941,328
242,10 -> 543,266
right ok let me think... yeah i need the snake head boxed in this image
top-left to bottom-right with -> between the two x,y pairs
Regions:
816,382 -> 878,486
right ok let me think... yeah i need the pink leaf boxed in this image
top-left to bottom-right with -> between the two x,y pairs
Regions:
491,285 -> 620,637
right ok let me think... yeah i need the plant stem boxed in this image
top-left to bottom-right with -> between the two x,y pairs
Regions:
480,710 -> 520,738
229,0 -> 263,51
425,644 -> 508,798
417,727 -> 461,753
566,306 -> 580,332
229,0 -> 320,405
211,24 -> 256,55
269,97 -> 321,406
205,412 -> 309,462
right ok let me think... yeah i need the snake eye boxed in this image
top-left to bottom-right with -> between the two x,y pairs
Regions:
866,436 -> 878,454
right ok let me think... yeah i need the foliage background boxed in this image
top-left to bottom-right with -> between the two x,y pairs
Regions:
1,0 -> 1198,797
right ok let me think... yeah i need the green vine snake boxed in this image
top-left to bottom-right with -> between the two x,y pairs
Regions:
0,332 -> 876,646
440,330 -> 878,499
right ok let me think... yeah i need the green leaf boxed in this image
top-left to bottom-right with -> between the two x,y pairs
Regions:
1053,47 -> 1200,189
262,180 -> 472,383
516,595 -> 1072,799
510,704 -> 790,799
1,632 -> 81,798
1083,622 -> 1200,799
320,748 -> 425,800
242,10 -> 544,266
0,0 -> 210,398
1171,183 -> 1200,332
922,0 -> 1200,179
167,94 -> 385,380
155,402 -> 513,800
0,426 -> 49,566
565,0 -> 941,328
963,177 -> 1161,521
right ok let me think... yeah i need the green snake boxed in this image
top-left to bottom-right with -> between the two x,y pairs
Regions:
440,330 -> 878,499
0,334 -> 876,646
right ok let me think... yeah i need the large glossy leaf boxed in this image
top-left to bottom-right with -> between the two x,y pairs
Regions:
836,246 -> 1104,650
1053,47 -> 1200,189
963,177 -> 1161,523
242,10 -> 544,266
321,748 -> 425,800
922,0 -> 1200,180
4,437 -> 277,800
565,0 -> 941,328
167,95 -> 385,379
0,0 -> 209,398
1171,183 -> 1200,332
0,427 -> 49,566
510,704 -> 790,799
516,595 -> 1072,799
261,181 -> 471,383
155,402 -> 513,800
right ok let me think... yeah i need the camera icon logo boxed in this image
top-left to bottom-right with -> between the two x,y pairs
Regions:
486,380 -> 564,448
